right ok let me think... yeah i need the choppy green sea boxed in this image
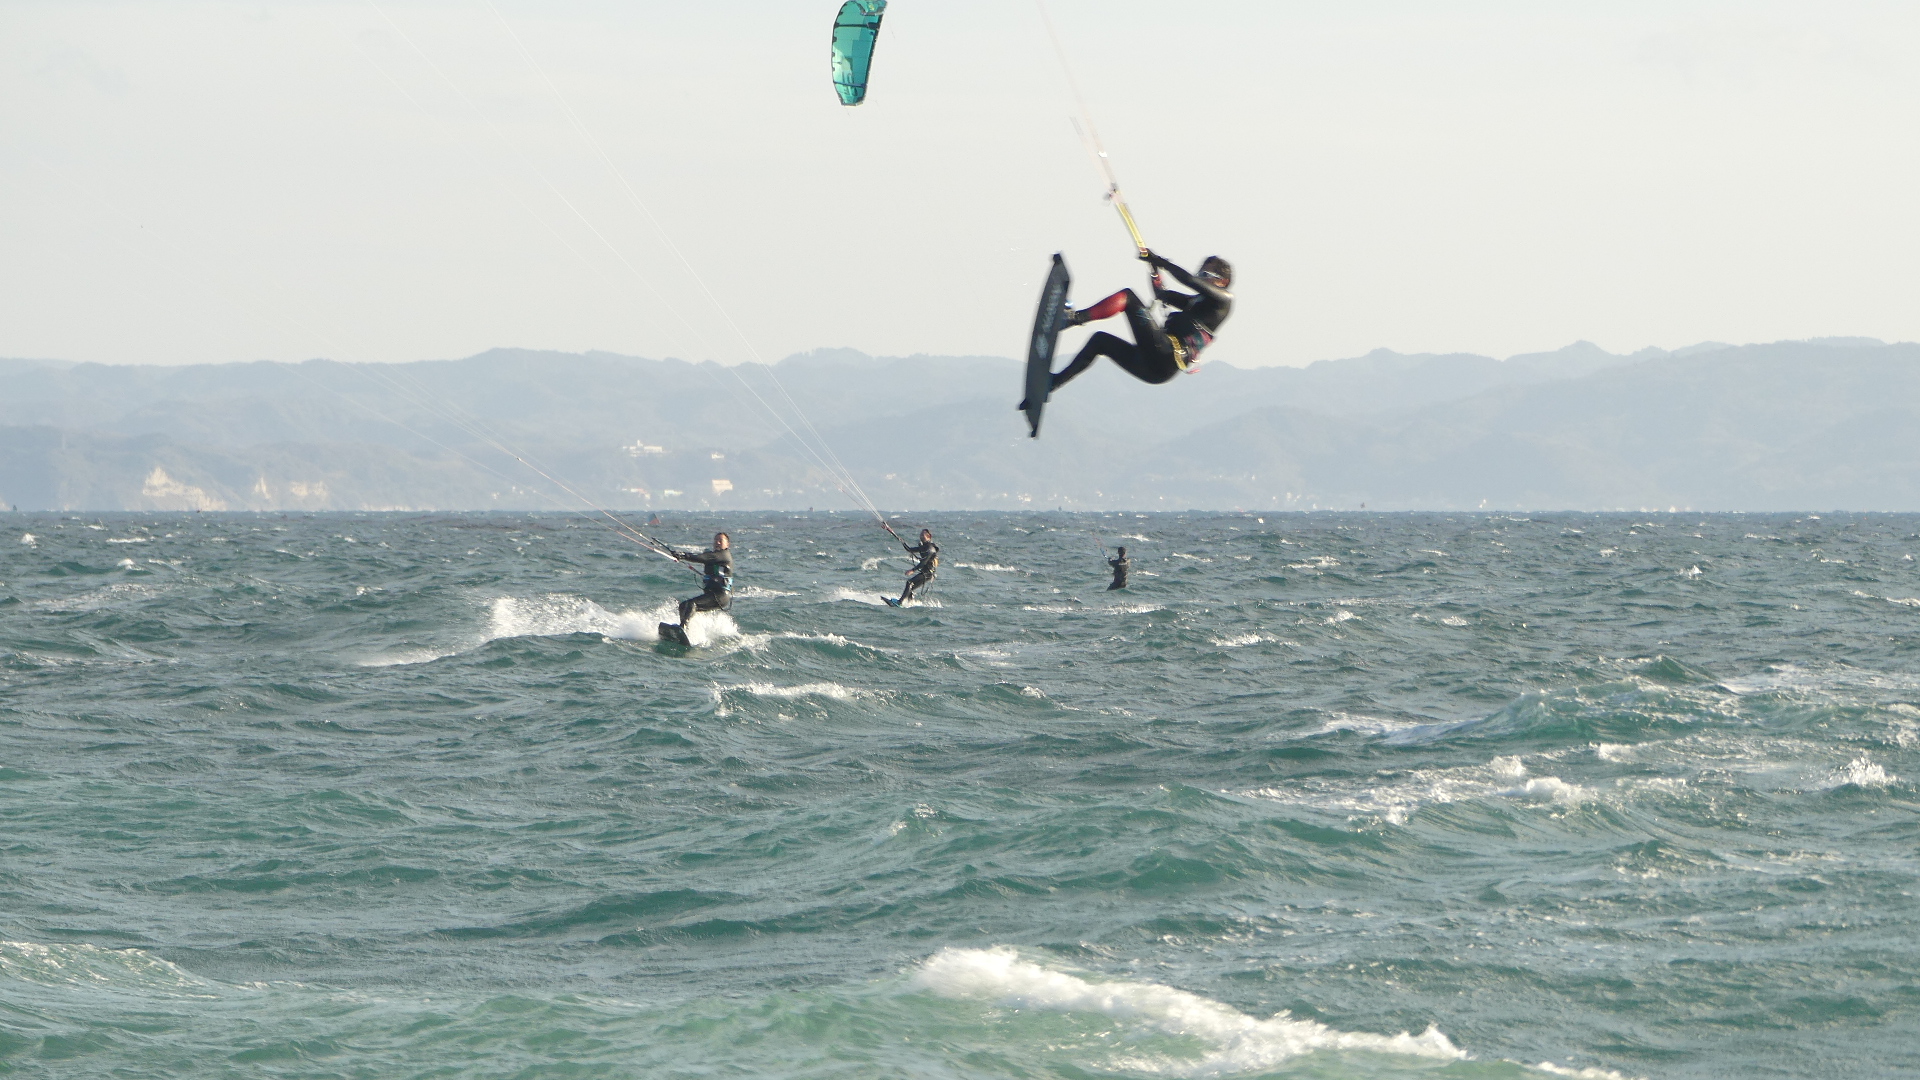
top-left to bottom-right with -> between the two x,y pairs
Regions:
2,511 -> 1915,1079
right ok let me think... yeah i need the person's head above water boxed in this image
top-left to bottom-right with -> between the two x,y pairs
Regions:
713,532 -> 730,550
1199,256 -> 1232,288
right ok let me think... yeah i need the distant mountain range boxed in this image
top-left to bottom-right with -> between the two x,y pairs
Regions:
2,337 -> 1915,511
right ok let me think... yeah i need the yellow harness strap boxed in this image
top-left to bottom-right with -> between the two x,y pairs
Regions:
1168,334 -> 1194,372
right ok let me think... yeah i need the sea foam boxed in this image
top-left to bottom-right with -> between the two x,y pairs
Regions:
0,940 -> 219,998
364,593 -> 748,666
829,586 -> 939,607
1824,754 -> 1895,789
914,947 -> 1463,1075
486,594 -> 742,647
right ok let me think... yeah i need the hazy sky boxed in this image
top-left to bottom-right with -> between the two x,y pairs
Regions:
3,0 -> 1917,368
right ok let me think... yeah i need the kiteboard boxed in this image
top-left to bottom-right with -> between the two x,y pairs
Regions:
882,596 -> 902,607
1023,254 -> 1072,438
657,622 -> 691,647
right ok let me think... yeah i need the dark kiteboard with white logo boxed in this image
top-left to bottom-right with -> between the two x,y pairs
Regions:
1023,254 -> 1072,438
657,622 -> 691,647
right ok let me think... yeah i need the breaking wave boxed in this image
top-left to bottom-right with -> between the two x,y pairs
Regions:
914,947 -> 1463,1075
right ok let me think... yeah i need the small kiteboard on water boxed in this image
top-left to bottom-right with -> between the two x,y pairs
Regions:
1023,253 -> 1072,438
882,596 -> 902,607
657,622 -> 691,647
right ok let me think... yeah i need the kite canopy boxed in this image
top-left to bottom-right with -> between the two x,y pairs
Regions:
830,0 -> 887,106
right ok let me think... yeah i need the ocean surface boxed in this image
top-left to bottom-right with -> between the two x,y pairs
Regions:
1,510 -> 1915,1079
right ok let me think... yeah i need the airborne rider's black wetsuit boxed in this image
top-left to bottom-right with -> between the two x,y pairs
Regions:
1107,553 -> 1131,591
899,539 -> 939,604
676,548 -> 732,626
1052,254 -> 1233,390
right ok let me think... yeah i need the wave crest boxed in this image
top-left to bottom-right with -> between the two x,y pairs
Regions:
914,947 -> 1462,1075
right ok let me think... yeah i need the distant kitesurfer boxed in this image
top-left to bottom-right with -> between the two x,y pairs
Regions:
1022,252 -> 1232,406
672,531 -> 732,629
1107,546 -> 1131,590
895,528 -> 939,605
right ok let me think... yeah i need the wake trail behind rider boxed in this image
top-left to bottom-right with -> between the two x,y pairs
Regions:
1020,251 -> 1232,408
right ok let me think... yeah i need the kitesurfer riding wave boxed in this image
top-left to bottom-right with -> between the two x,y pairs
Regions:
895,528 -> 938,605
671,532 -> 733,631
1022,252 -> 1232,406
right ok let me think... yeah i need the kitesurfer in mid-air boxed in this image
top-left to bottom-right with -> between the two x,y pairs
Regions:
1022,252 -> 1232,406
891,528 -> 939,605
671,531 -> 732,630
1107,546 -> 1131,590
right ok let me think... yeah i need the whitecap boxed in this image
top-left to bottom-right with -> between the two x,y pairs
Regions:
955,646 -> 1011,659
1302,712 -> 1429,738
1242,753 -> 1597,824
773,631 -> 892,654
1211,633 -> 1271,648
712,680 -> 868,701
1503,776 -> 1592,805
709,680 -> 874,717
18,533 -> 36,546
1532,1062 -> 1639,1080
1824,755 -> 1894,789
0,940 -> 221,998
32,582 -> 164,612
358,647 -> 463,668
913,947 -> 1463,1074
952,562 -> 1021,572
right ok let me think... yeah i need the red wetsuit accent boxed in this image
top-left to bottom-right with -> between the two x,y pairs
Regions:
1080,290 -> 1131,322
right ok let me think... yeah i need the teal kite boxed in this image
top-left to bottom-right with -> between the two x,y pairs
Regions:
830,0 -> 887,106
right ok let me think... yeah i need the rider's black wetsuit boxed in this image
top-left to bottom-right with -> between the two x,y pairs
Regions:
676,548 -> 732,625
900,539 -> 939,603
1052,254 -> 1233,390
1107,553 -> 1131,591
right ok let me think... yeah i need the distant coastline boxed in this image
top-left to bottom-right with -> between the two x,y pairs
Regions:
3,338 -> 1915,513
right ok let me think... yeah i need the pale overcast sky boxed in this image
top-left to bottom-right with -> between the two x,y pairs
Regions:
3,0 -> 1916,368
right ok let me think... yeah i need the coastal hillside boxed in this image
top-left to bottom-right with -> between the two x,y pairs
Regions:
0,338 -> 1910,511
